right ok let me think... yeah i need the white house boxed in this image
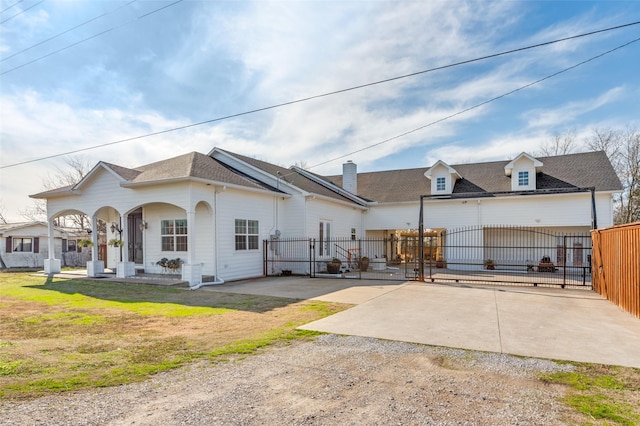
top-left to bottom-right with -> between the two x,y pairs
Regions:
30,148 -> 621,287
0,222 -> 90,269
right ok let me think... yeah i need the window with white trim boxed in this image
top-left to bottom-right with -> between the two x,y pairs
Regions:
235,219 -> 259,250
319,220 -> 332,256
13,238 -> 33,252
518,171 -> 529,186
436,177 -> 446,191
161,219 -> 188,251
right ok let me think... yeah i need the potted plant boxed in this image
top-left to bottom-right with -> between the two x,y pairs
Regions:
78,239 -> 93,248
156,257 -> 182,273
326,258 -> 342,274
359,256 -> 370,271
526,260 -> 535,272
484,259 -> 496,270
108,238 -> 124,247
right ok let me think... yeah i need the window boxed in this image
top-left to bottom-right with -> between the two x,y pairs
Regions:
436,177 -> 446,191
518,171 -> 529,186
13,238 -> 33,252
161,219 -> 188,251
67,239 -> 78,253
319,220 -> 331,256
235,219 -> 259,250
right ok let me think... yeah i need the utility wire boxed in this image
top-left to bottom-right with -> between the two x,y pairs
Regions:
0,0 -> 25,14
0,0 -> 43,24
1,22 -> 639,169
1,0 -> 137,63
0,0 -> 183,75
307,36 -> 640,170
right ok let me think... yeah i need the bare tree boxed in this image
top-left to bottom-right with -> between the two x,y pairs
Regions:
538,129 -> 578,157
20,156 -> 93,229
587,127 -> 640,225
0,202 -> 8,224
293,160 -> 309,170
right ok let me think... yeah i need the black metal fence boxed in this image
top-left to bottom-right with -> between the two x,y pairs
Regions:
263,226 -> 593,288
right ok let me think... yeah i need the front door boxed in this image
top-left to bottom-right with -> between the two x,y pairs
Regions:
128,209 -> 144,264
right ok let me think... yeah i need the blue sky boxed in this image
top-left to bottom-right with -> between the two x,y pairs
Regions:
1,0 -> 639,221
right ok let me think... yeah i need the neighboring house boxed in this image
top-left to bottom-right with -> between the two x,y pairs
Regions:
0,222 -> 90,268
30,148 -> 621,286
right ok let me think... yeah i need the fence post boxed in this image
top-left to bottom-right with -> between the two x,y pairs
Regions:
309,238 -> 315,278
418,196 -> 425,281
562,235 -> 567,288
263,239 -> 267,276
358,238 -> 362,279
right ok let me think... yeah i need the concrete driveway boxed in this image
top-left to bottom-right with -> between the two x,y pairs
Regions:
203,277 -> 640,368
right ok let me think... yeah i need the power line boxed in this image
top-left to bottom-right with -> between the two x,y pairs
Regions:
0,0 -> 43,24
1,0 -> 137,63
1,21 -> 639,169
307,36 -> 640,170
0,0 -> 25,14
0,0 -> 183,75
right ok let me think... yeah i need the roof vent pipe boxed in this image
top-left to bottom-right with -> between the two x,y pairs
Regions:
342,160 -> 357,194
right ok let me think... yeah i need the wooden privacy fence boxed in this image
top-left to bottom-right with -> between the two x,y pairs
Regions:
591,222 -> 640,319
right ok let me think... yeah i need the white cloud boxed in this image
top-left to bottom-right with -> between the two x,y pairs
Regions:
1,0 -> 637,220
525,87 -> 624,129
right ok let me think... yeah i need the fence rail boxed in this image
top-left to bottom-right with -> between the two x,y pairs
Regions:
264,226 -> 593,288
591,222 -> 640,319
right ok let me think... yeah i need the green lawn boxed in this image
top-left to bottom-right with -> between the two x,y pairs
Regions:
0,272 -> 348,399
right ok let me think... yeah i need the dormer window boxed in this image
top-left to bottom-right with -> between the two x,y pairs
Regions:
518,171 -> 529,187
505,153 -> 542,191
425,160 -> 461,195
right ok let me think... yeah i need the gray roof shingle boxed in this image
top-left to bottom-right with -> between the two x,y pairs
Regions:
219,150 -> 361,204
327,151 -> 622,203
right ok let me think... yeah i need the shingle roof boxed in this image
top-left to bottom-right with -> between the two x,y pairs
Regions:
127,152 -> 280,192
327,151 -> 622,203
218,149 -> 361,204
31,149 -> 621,206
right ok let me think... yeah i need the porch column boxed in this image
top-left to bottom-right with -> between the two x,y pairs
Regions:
117,214 -> 135,278
182,209 -> 202,288
43,217 -> 61,274
87,215 -> 103,277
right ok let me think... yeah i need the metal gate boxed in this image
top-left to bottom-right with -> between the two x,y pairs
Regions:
418,226 -> 593,288
263,226 -> 593,288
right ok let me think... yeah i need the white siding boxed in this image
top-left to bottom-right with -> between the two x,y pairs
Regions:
364,203 -> 422,231
215,189 -> 276,281
278,196 -> 307,237
143,204 -> 188,274
194,201 -> 215,276
305,198 -> 363,239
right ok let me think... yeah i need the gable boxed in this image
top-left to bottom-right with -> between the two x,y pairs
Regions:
424,161 -> 461,195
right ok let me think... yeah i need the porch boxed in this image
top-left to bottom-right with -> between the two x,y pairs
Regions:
35,269 -> 219,287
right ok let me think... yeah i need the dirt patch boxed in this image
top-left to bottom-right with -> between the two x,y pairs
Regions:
1,335 -> 578,425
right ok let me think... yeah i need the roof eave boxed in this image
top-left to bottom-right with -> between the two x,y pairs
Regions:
305,193 -> 369,210
120,177 -> 291,197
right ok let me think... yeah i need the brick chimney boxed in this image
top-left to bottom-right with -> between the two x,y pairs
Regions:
342,160 -> 357,194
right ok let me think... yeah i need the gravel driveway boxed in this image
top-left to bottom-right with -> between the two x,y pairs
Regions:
1,335 -> 576,425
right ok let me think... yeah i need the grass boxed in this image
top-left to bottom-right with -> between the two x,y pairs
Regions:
0,272 -> 348,399
541,365 -> 640,425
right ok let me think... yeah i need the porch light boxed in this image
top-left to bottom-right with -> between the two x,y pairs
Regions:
139,220 -> 148,232
110,222 -> 122,234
